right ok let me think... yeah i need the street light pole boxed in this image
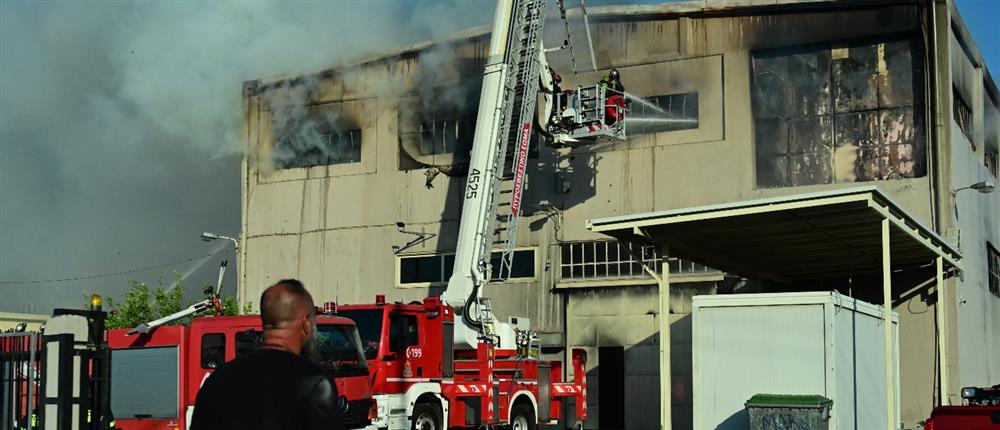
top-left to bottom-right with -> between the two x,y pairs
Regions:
200,232 -> 240,253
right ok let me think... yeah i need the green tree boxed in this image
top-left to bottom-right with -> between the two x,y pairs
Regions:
103,272 -> 253,329
104,281 -> 154,330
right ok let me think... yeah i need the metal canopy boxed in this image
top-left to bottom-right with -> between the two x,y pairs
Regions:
587,186 -> 962,283
586,186 -> 962,430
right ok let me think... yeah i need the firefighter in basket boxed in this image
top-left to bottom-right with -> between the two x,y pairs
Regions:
599,68 -> 627,125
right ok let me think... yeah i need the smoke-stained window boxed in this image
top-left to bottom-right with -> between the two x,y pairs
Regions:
752,37 -> 925,187
628,92 -> 699,134
398,80 -> 541,169
986,95 -> 999,179
419,118 -> 476,155
399,81 -> 481,166
272,108 -> 362,170
954,87 -> 974,144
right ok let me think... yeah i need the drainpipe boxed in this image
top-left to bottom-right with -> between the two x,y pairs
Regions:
928,0 -> 954,407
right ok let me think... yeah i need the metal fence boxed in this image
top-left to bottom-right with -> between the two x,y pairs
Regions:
1,332 -> 42,430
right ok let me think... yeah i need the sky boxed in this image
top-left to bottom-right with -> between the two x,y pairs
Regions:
955,0 -> 1000,74
1,0 -> 998,315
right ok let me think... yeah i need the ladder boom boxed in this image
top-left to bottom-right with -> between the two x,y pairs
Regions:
442,0 -> 548,348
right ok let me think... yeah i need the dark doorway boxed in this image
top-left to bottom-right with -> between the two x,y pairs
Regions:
599,346 -> 625,429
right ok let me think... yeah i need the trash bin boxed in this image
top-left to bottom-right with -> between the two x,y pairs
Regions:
745,394 -> 833,430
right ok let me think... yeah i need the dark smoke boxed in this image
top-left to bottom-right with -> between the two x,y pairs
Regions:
0,1 -> 494,314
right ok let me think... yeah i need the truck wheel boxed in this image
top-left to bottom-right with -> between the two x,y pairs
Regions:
411,402 -> 443,430
509,402 -> 537,430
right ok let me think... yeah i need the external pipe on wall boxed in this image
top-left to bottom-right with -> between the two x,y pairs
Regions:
927,0 -> 953,406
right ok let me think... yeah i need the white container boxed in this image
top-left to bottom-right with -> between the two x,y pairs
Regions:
692,291 -> 899,430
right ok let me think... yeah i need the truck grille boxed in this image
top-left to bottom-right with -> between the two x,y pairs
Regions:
344,399 -> 373,429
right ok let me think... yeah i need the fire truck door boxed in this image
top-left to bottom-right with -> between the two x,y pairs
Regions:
386,313 -> 421,379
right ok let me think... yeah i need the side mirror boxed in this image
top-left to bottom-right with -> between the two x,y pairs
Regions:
961,387 -> 978,399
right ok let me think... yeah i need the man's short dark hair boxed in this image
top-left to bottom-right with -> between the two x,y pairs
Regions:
260,279 -> 315,328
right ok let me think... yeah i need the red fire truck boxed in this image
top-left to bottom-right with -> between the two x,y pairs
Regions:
335,297 -> 587,430
106,313 -> 376,430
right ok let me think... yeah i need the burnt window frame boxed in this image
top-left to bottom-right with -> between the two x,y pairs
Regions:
750,32 -> 926,188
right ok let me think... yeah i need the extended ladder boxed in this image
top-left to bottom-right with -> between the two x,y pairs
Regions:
489,0 -> 547,282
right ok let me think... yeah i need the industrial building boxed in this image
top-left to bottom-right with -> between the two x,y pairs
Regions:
238,0 -> 1000,428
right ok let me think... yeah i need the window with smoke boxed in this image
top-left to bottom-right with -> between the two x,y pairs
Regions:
398,79 -> 540,169
751,36 -> 926,187
272,107 -> 362,170
627,92 -> 699,135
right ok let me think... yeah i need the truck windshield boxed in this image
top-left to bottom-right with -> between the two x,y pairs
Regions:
315,324 -> 368,377
337,310 -> 383,360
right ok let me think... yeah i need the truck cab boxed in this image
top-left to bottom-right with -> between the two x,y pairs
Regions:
107,314 -> 375,430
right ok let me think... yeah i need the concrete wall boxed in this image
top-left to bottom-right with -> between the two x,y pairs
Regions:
942,2 -> 1000,395
239,1 -> 999,428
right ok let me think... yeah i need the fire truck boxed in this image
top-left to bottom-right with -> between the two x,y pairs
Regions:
104,264 -> 376,430
329,0 -> 618,429
106,313 -> 375,430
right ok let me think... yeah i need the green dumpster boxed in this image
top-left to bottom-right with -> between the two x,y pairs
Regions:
745,394 -> 833,430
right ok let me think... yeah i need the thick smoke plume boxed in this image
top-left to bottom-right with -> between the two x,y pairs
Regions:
0,1 -> 494,313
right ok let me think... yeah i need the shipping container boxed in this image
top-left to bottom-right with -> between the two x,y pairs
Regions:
692,291 -> 900,430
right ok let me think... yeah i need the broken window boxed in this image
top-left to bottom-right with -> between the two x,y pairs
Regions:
272,107 -> 362,170
953,87 -> 974,144
752,37 -> 925,187
628,92 -> 699,134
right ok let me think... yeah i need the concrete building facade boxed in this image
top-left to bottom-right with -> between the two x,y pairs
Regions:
239,1 -> 999,428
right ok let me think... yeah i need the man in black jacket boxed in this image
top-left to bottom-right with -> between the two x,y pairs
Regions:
191,279 -> 344,430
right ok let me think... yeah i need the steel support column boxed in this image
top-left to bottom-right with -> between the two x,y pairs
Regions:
935,256 -> 948,405
881,219 -> 895,430
659,246 -> 671,430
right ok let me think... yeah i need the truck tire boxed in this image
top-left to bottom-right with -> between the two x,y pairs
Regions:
509,402 -> 537,430
411,402 -> 443,430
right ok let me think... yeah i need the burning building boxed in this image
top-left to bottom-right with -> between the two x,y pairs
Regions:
238,0 -> 999,428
